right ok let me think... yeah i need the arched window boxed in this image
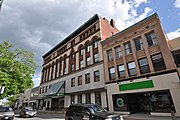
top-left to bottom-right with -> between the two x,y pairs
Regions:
69,49 -> 76,72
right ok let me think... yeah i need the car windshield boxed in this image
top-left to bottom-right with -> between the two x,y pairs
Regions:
25,107 -> 33,111
89,105 -> 106,113
2,107 -> 13,112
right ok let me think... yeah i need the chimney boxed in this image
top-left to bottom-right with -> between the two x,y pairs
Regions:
110,19 -> 116,28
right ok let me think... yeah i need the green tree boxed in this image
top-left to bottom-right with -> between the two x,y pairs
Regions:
0,41 -> 38,99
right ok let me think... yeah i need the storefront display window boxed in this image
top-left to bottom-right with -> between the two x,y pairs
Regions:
112,94 -> 128,111
149,90 -> 175,112
112,90 -> 175,113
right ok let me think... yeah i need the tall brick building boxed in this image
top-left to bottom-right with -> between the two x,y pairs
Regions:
38,14 -> 119,110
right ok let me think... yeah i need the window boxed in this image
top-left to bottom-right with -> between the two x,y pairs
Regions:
86,45 -> 90,53
51,62 -> 54,80
71,78 -> 75,87
78,94 -> 82,103
71,53 -> 75,60
63,59 -> 67,74
95,92 -> 101,105
45,86 -> 48,93
80,36 -> 82,41
94,40 -> 98,49
71,40 -> 75,46
78,76 -> 82,85
146,32 -> 157,47
49,85 -> 51,89
85,93 -> 91,104
134,37 -> 143,51
59,59 -> 62,77
94,70 -> 100,82
107,49 -> 113,61
55,62 -> 58,78
138,58 -> 150,74
43,69 -> 46,83
127,62 -> 136,76
109,67 -> 115,80
71,95 -> 75,104
151,54 -> 166,71
173,50 -> 180,67
80,60 -> 84,68
63,67 -> 67,75
94,53 -> 99,63
80,49 -> 84,56
42,87 -> 44,93
124,42 -> 132,55
86,57 -> 91,66
47,65 -> 50,81
117,64 -> 125,78
39,88 -> 42,94
70,64 -> 75,72
115,46 -> 122,59
85,73 -> 90,84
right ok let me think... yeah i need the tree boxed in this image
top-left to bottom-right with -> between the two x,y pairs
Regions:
0,41 -> 38,99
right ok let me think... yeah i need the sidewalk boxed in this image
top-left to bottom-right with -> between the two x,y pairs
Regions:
124,113 -> 180,120
37,110 -> 180,120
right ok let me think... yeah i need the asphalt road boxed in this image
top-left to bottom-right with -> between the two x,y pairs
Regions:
14,112 -> 65,120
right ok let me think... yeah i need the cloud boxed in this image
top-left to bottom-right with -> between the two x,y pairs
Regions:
32,74 -> 41,87
0,0 -> 152,87
166,29 -> 180,40
174,0 -> 180,8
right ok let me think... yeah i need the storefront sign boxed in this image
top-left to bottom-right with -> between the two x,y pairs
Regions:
119,80 -> 154,91
116,98 -> 124,107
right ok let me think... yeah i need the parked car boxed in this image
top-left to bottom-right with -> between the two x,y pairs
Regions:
19,107 -> 37,118
65,103 -> 123,120
0,106 -> 14,120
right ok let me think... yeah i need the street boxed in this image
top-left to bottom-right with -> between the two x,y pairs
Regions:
13,112 -> 180,120
14,112 -> 65,120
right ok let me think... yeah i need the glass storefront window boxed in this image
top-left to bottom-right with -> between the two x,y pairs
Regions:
112,90 -> 175,113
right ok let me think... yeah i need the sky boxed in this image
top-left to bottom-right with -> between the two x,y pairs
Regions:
0,0 -> 179,87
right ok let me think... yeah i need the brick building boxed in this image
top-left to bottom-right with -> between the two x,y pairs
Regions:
38,14 -> 119,110
101,13 -> 180,116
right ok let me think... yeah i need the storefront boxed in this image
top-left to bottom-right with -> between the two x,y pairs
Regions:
113,89 -> 175,113
44,81 -> 65,110
106,72 -> 180,116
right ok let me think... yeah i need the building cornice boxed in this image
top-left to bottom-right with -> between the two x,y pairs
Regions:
43,14 -> 100,59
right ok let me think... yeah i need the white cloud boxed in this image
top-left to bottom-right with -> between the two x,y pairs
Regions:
166,29 -> 180,40
32,74 -> 41,87
174,0 -> 180,8
0,0 -> 152,87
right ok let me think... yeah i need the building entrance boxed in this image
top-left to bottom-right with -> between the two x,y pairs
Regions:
51,97 -> 64,110
113,89 -> 175,114
128,93 -> 152,113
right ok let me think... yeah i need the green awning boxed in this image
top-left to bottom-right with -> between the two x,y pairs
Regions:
45,81 -> 65,96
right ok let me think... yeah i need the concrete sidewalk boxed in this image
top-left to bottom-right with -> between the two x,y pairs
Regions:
124,113 -> 180,120
37,110 -> 180,120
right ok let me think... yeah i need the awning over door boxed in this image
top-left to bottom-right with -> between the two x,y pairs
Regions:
45,81 -> 65,96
